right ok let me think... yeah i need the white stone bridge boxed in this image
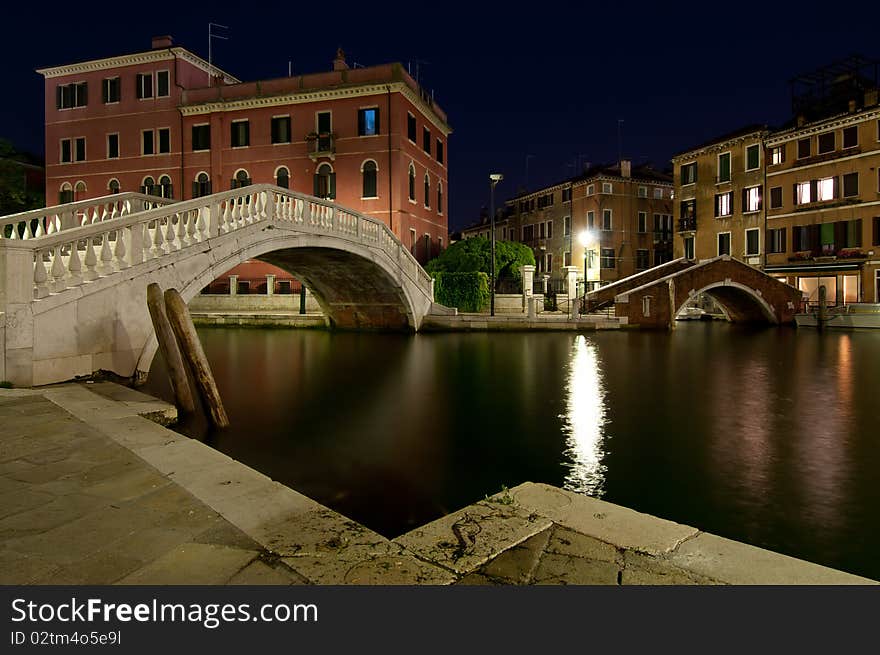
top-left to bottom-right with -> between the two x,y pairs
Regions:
0,185 -> 447,387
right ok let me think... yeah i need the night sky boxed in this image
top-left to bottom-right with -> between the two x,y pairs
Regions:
3,1 -> 876,231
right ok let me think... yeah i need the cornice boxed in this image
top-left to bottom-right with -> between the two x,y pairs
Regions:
765,107 -> 880,146
36,47 -> 239,83
672,131 -> 768,163
181,82 -> 452,136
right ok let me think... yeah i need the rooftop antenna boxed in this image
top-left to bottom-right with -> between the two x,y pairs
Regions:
412,58 -> 430,85
288,60 -> 293,76
208,23 -> 229,87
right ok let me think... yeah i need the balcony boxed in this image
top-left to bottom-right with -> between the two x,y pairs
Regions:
678,217 -> 697,232
307,132 -> 336,161
787,248 -> 867,263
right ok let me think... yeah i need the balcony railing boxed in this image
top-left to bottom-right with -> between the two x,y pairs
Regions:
307,132 -> 336,160
678,217 -> 697,232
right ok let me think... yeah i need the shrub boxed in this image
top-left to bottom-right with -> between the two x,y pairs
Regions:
434,271 -> 490,312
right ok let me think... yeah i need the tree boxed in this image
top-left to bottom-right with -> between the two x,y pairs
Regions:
425,237 -> 535,289
0,138 -> 44,216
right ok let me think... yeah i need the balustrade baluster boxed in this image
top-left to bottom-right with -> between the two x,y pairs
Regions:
114,230 -> 128,269
99,233 -> 114,275
165,214 -> 177,250
50,245 -> 66,292
151,219 -> 166,256
83,237 -> 98,281
33,251 -> 50,298
67,240 -> 83,286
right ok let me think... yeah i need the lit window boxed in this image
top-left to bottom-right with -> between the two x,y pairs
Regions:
817,177 -> 835,201
796,181 -> 812,204
716,192 -> 732,217
681,162 -> 697,185
770,145 -> 785,165
745,186 -> 761,212
358,108 -> 379,136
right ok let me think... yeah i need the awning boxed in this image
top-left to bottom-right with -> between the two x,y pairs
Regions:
765,262 -> 863,273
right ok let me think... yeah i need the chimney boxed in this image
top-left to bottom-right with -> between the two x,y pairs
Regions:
796,114 -> 806,127
333,48 -> 349,71
848,98 -> 858,113
865,88 -> 879,107
620,159 -> 631,178
151,35 -> 173,49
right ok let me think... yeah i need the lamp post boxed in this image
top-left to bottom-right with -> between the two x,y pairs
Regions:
489,173 -> 504,316
579,230 -> 592,314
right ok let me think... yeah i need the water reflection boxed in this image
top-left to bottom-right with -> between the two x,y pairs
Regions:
561,335 -> 608,496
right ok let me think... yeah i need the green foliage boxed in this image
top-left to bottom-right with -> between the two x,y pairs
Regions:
433,271 -> 490,312
0,381 -> 13,389
0,138 -> 44,216
425,237 -> 536,288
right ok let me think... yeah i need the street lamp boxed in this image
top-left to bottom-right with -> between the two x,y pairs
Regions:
579,230 -> 593,313
489,173 -> 503,316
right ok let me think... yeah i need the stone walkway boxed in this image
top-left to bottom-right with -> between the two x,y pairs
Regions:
0,383 -> 876,585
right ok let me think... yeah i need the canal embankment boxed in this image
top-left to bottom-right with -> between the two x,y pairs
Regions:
1,382 -> 874,585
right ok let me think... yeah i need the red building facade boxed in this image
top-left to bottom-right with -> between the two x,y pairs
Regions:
38,37 -> 451,265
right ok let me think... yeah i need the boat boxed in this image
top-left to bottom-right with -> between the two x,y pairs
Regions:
794,303 -> 880,329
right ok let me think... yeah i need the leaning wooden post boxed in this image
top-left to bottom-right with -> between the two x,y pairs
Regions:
164,287 -> 230,428
146,283 -> 196,415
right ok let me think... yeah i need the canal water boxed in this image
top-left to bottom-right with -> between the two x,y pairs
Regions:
144,322 -> 880,580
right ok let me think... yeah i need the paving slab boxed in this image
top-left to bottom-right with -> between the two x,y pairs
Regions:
117,542 -> 259,585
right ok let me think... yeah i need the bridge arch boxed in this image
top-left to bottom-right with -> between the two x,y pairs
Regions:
677,280 -> 779,324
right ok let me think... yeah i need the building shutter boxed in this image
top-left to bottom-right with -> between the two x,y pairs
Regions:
357,110 -> 365,136
329,173 -> 336,199
192,181 -> 199,198
374,108 -> 380,134
136,75 -> 143,100
810,180 -> 818,202
833,176 -> 840,199
56,86 -> 63,109
313,174 -> 320,197
741,189 -> 747,211
793,184 -> 798,205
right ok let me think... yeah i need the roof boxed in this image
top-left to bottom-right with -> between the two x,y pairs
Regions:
672,124 -> 768,160
509,162 -> 672,201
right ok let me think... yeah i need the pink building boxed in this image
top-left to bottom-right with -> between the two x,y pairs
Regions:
38,36 -> 451,266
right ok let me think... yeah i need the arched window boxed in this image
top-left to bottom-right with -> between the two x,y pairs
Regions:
232,169 -> 251,189
74,181 -> 87,201
158,175 -> 173,199
314,163 -> 335,200
437,183 -> 443,215
275,166 -> 290,189
108,179 -> 120,194
424,174 -> 430,209
140,176 -> 155,195
59,182 -> 73,204
193,172 -> 211,198
408,164 -> 415,201
362,160 -> 378,198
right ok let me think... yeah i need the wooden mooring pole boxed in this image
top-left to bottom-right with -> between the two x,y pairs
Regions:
818,285 -> 827,331
146,283 -> 196,415
164,287 -> 230,429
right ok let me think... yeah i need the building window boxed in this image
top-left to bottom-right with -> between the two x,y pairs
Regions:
745,228 -> 760,256
422,127 -> 431,155
638,211 -> 647,233
409,228 -> 417,254
653,187 -> 663,199
745,144 -> 760,171
142,130 -> 154,155
158,128 -> 170,154
314,163 -> 334,199
564,251 -> 572,266
602,209 -> 612,231
408,164 -> 416,201
56,82 -> 87,109
276,166 -> 289,189
271,116 -> 291,144
141,176 -> 155,195
717,152 -> 731,182
424,175 -> 430,207
407,113 -> 416,142
102,77 -> 120,103
796,181 -> 812,205
681,162 -> 697,185
74,137 -> 85,162
361,160 -> 378,198
817,177 -> 835,201
231,120 -> 249,147
680,199 -> 696,222
60,139 -> 71,163
107,133 -> 119,159
600,247 -> 615,269
767,227 -> 786,254
715,191 -> 732,217
108,178 -> 120,194
156,70 -> 170,97
843,126 -> 858,149
232,169 -> 251,189
437,184 -> 443,214
770,145 -> 785,165
563,216 -> 571,236
193,172 -> 211,198
638,186 -> 647,198
636,249 -> 649,270
158,175 -> 173,199
770,186 -> 783,209
357,108 -> 379,136
59,182 -> 73,204
843,172 -> 859,197
539,222 -> 546,239
797,137 -> 811,159
718,232 -> 731,256
744,186 -> 762,213
684,236 -> 694,260
587,184 -> 595,195
192,124 -> 210,151
437,139 -> 444,165
545,253 -> 553,273
562,188 -> 572,203
817,131 -> 835,154
587,210 -> 595,230
601,182 -> 612,194
547,220 -> 553,239
136,73 -> 153,99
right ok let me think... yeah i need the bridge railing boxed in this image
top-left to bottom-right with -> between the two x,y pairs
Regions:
0,184 -> 433,303
0,193 -> 175,241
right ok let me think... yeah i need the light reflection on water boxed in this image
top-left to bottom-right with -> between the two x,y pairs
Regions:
560,336 -> 608,497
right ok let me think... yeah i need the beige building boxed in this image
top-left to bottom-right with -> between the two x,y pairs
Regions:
673,57 -> 880,304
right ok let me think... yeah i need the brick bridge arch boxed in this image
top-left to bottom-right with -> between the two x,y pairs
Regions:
613,256 -> 804,329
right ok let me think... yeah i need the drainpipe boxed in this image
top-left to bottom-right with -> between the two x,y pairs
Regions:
387,84 -> 393,234
172,49 -> 185,199
762,133 -> 768,270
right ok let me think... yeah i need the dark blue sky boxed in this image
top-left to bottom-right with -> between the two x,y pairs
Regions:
3,1 -> 876,231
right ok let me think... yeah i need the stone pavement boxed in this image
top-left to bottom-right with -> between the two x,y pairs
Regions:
0,383 -> 876,585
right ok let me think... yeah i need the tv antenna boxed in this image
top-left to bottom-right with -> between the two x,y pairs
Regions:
208,23 -> 229,86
